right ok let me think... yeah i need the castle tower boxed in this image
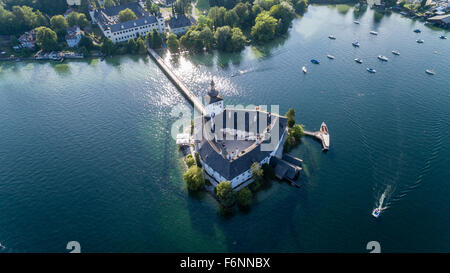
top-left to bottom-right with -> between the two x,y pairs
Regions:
205,79 -> 224,119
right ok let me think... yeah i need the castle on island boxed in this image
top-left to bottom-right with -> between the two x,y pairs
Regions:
190,80 -> 301,189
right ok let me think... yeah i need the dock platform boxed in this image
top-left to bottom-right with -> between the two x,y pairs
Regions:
304,129 -> 329,151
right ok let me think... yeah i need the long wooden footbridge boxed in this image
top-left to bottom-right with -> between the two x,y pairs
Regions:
147,48 -> 205,115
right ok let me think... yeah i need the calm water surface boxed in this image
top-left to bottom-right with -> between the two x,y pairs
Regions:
0,5 -> 449,252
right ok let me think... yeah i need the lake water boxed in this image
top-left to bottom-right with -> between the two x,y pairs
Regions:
0,5 -> 449,252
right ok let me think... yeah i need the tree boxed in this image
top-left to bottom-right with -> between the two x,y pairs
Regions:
230,27 -> 246,52
183,165 -> 205,191
150,3 -> 160,16
291,0 -> 308,14
224,9 -> 239,27
250,162 -> 264,192
104,0 -> 116,8
136,37 -> 147,54
216,181 -> 235,207
233,2 -> 252,28
50,15 -> 68,37
35,26 -> 58,51
214,25 -> 231,51
185,155 -> 196,167
167,33 -> 180,52
118,8 -> 137,23
197,15 -> 213,29
126,38 -> 137,53
149,29 -> 162,48
101,37 -> 114,55
269,2 -> 295,35
286,108 -> 295,127
251,11 -> 277,43
236,187 -> 252,210
67,12 -> 89,28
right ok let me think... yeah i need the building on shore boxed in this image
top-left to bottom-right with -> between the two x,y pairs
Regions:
89,1 -> 165,43
193,81 -> 289,189
168,14 -> 193,35
18,30 -> 37,49
427,14 -> 450,27
65,26 -> 82,48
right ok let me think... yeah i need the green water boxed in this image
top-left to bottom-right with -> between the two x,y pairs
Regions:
0,6 -> 449,252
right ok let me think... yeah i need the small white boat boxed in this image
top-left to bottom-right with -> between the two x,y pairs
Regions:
416,39 -> 424,43
352,41 -> 360,47
327,54 -> 335,59
354,58 -> 363,64
425,69 -> 435,75
328,34 -> 336,40
378,55 -> 388,61
392,50 -> 400,55
370,31 -> 378,35
372,208 -> 381,218
320,122 -> 330,151
354,20 -> 360,24
302,66 -> 307,73
367,68 -> 376,73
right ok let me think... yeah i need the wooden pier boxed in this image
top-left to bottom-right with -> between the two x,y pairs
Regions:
304,129 -> 329,151
147,47 -> 205,115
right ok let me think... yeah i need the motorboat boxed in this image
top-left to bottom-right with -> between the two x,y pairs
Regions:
328,34 -> 336,40
370,31 -> 378,35
378,55 -> 389,61
352,41 -> 360,47
392,50 -> 400,55
320,122 -> 330,151
354,58 -> 363,64
354,20 -> 360,24
302,66 -> 307,73
367,68 -> 376,73
413,29 -> 421,33
416,39 -> 424,43
311,59 -> 320,64
439,35 -> 447,39
327,54 -> 335,59
372,208 -> 381,218
425,69 -> 435,75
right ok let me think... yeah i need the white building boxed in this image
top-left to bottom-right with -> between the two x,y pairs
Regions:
89,2 -> 165,43
168,15 -> 193,35
65,26 -> 82,48
195,81 -> 289,189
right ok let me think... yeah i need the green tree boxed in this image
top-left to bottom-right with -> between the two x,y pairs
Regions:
167,33 -> 180,52
230,27 -> 246,52
136,37 -> 147,54
35,26 -> 58,51
214,25 -> 231,51
101,37 -> 114,55
251,11 -> 277,43
149,28 -> 162,48
185,155 -> 196,168
67,12 -> 89,28
269,3 -> 295,35
50,15 -> 68,37
183,165 -> 205,191
216,181 -> 235,207
104,0 -> 116,8
236,187 -> 252,210
224,9 -> 239,27
126,38 -> 137,53
233,2 -> 252,28
150,3 -> 160,15
197,15 -> 213,29
286,107 -> 295,127
118,8 -> 137,22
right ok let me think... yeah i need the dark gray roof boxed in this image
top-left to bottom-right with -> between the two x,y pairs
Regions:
109,16 -> 158,32
93,1 -> 160,32
205,94 -> 223,104
197,109 -> 287,181
168,15 -> 192,29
